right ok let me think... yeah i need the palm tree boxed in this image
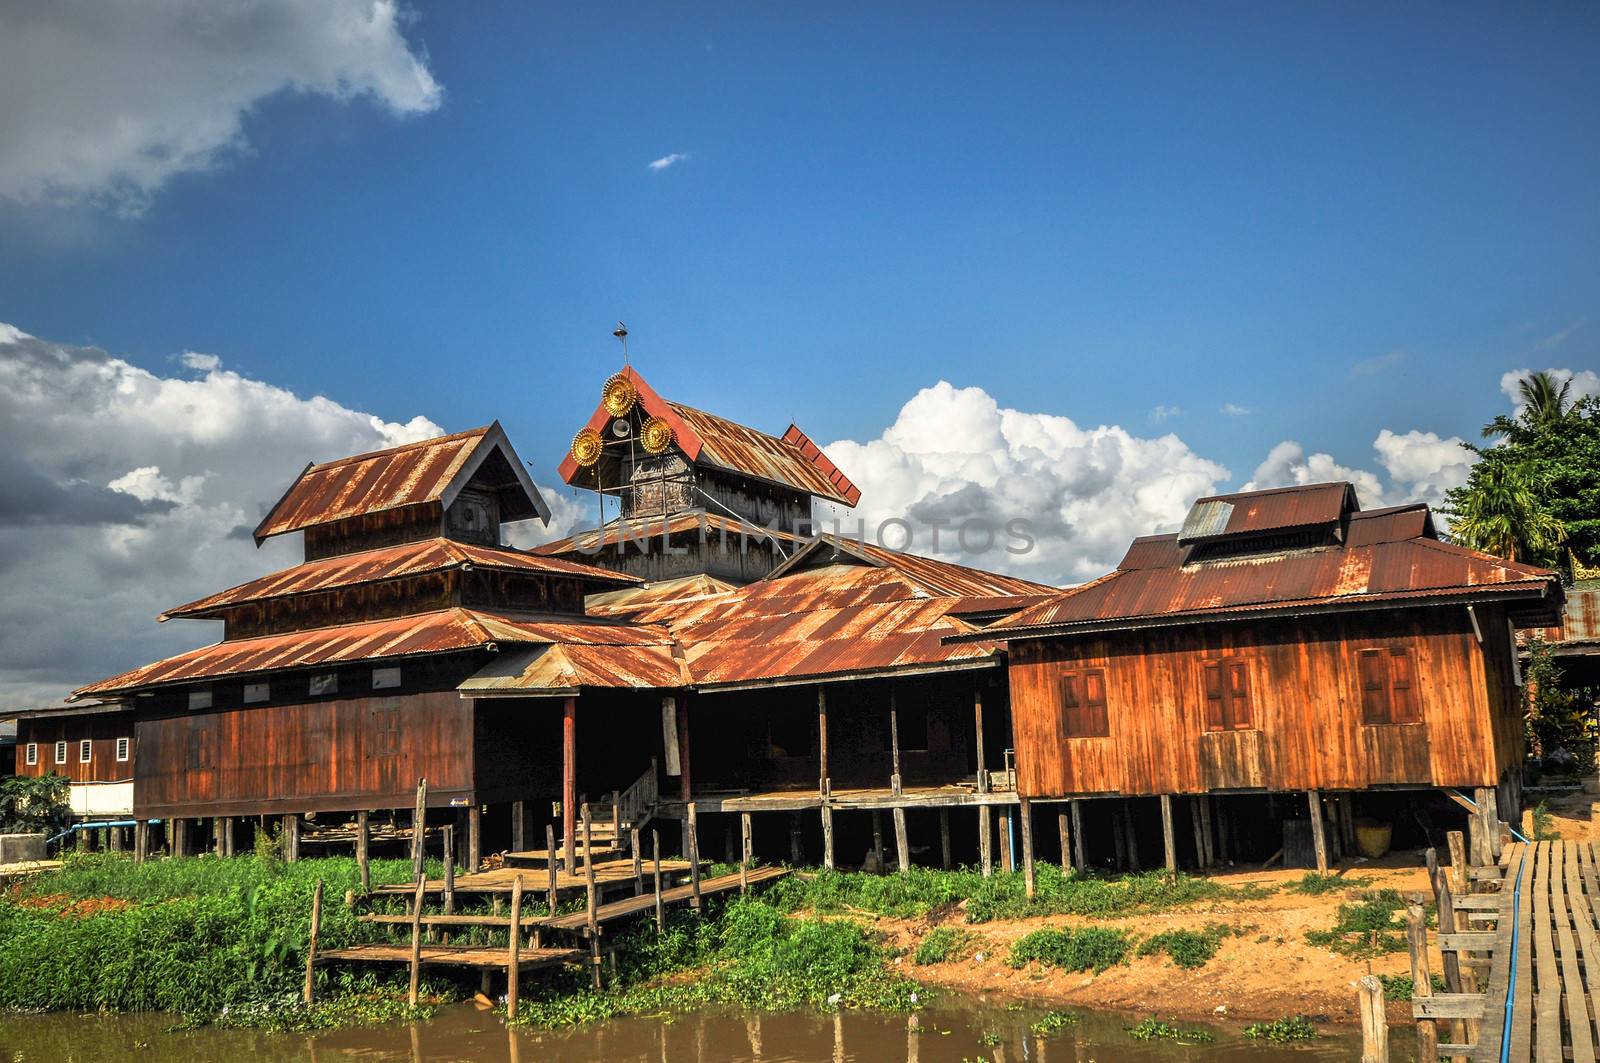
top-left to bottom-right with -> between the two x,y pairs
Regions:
1450,460 -> 1567,563
1483,370 -> 1575,441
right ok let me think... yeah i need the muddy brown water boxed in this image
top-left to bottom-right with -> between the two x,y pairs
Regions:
0,997 -> 1392,1061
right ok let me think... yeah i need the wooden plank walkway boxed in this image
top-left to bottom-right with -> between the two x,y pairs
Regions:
544,866 -> 790,933
1444,840 -> 1600,1063
316,943 -> 580,970
365,856 -> 699,898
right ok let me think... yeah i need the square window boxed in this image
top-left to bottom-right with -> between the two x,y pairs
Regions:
79,739 -> 92,764
188,687 -> 213,710
372,666 -> 402,690
243,682 -> 269,704
54,741 -> 67,764
309,672 -> 338,696
1202,659 -> 1254,731
1359,647 -> 1422,725
1060,667 -> 1110,738
115,737 -> 130,762
24,743 -> 37,766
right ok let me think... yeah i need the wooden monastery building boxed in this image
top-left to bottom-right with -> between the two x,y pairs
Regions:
11,364 -> 1561,882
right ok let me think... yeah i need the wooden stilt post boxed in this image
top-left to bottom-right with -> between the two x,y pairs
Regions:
740,812 -> 752,893
213,817 -> 225,858
632,826 -> 644,896
1190,796 -> 1206,869
1020,797 -> 1035,898
1429,853 -> 1475,1053
507,875 -> 524,1018
1405,901 -> 1438,1061
1070,800 -> 1086,871
562,698 -> 577,873
612,789 -> 622,843
1474,786 -> 1500,861
1111,804 -> 1127,870
1308,790 -> 1329,875
818,686 -> 834,870
134,820 -> 148,863
1447,830 -> 1469,898
170,817 -> 186,858
1198,795 -> 1215,868
871,810 -> 885,870
889,685 -> 903,796
546,824 -> 559,917
1058,808 -> 1071,871
938,808 -> 952,870
1216,797 -> 1230,866
110,824 -> 124,853
979,804 -> 993,876
973,685 -> 988,793
821,804 -> 835,870
303,880 -> 323,1005
1160,795 -> 1177,872
511,799 -> 526,854
442,826 -> 456,945
676,696 -> 692,857
468,804 -> 482,872
407,875 -> 426,1006
583,806 -> 600,990
357,810 -> 371,895
222,816 -> 234,858
999,809 -> 1014,873
411,777 -> 427,879
1122,800 -> 1139,872
893,807 -> 910,874
790,811 -> 804,866
1358,974 -> 1389,1063
283,816 -> 298,862
687,802 -> 702,911
652,830 -> 665,932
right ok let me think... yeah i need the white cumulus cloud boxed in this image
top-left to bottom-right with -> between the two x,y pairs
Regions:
1499,366 -> 1600,409
1244,441 -> 1390,506
0,0 -> 442,215
0,325 -> 463,709
817,381 -> 1229,584
647,153 -> 689,172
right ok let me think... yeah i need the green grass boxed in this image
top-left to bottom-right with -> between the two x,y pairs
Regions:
768,864 -> 1272,924
1285,871 -> 1375,895
1304,889 -> 1423,959
1377,973 -> 1447,1001
1135,923 -> 1234,969
912,926 -> 976,965
1242,1015 -> 1318,1042
1006,927 -> 1131,973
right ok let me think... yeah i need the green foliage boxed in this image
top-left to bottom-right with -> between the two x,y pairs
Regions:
1127,1017 -> 1214,1042
1448,384 -> 1600,569
1135,923 -> 1232,969
1029,1011 -> 1079,1035
0,773 -> 71,837
768,864 -> 1268,924
253,825 -> 284,864
1448,459 -> 1567,564
1524,638 -> 1592,766
1006,927 -> 1131,972
1304,889 -> 1415,959
1286,871 -> 1374,896
912,926 -> 975,965
978,1030 -> 1002,1046
1242,1015 -> 1318,1042
1378,972 -> 1446,1001
0,853 -> 427,1021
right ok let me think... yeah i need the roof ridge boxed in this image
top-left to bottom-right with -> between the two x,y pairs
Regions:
1195,480 -> 1351,503
304,424 -> 492,473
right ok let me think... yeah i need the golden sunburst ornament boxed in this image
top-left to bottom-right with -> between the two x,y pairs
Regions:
601,372 -> 637,417
641,416 -> 675,454
570,427 -> 603,467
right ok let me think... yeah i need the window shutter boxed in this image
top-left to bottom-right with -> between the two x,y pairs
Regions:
1226,661 -> 1252,730
1085,670 -> 1109,737
1202,661 -> 1226,731
1358,649 -> 1389,724
1389,647 -> 1419,723
1061,672 -> 1082,737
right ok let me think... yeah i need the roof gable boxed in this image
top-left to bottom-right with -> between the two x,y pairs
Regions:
1177,481 -> 1355,546
556,366 -> 860,507
254,422 -> 549,543
768,535 -> 1057,599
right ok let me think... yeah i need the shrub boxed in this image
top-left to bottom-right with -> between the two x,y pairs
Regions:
1304,889 -> 1418,959
1135,923 -> 1232,969
1243,1015 -> 1318,1042
1007,927 -> 1130,973
0,773 -> 71,836
913,927 -> 975,965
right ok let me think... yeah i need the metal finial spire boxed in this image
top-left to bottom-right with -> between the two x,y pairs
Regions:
613,321 -> 628,365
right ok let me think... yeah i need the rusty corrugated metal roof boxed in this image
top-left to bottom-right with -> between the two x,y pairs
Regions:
969,498 -> 1560,641
769,535 -> 1058,599
585,573 -> 739,619
163,538 -> 640,620
554,366 -> 859,506
254,422 -> 549,542
1177,481 -> 1354,545
460,642 -> 690,695
1536,584 -> 1600,649
535,510 -> 805,557
74,608 -> 674,697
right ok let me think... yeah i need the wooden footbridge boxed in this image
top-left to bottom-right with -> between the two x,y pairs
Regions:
1405,836 -> 1600,1063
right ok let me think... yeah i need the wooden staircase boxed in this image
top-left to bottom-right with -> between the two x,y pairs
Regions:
504,761 -> 658,870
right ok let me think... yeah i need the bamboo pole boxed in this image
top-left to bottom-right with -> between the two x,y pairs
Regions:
652,830 -> 664,931
407,875 -> 426,1006
411,778 -> 427,879
303,880 -> 323,1005
740,812 -> 752,893
1308,790 -> 1329,875
1160,795 -> 1177,872
687,802 -> 702,911
357,810 -> 370,895
889,685 -> 902,796
583,808 -> 600,990
545,824 -> 559,917
507,875 -> 524,1020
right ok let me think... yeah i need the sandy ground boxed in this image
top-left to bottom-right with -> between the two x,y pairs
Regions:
865,783 -> 1600,1026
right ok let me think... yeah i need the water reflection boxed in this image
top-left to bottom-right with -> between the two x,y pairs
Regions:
0,997 -> 1379,1062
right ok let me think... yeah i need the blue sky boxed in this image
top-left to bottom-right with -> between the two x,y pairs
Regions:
3,3 -> 1596,484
